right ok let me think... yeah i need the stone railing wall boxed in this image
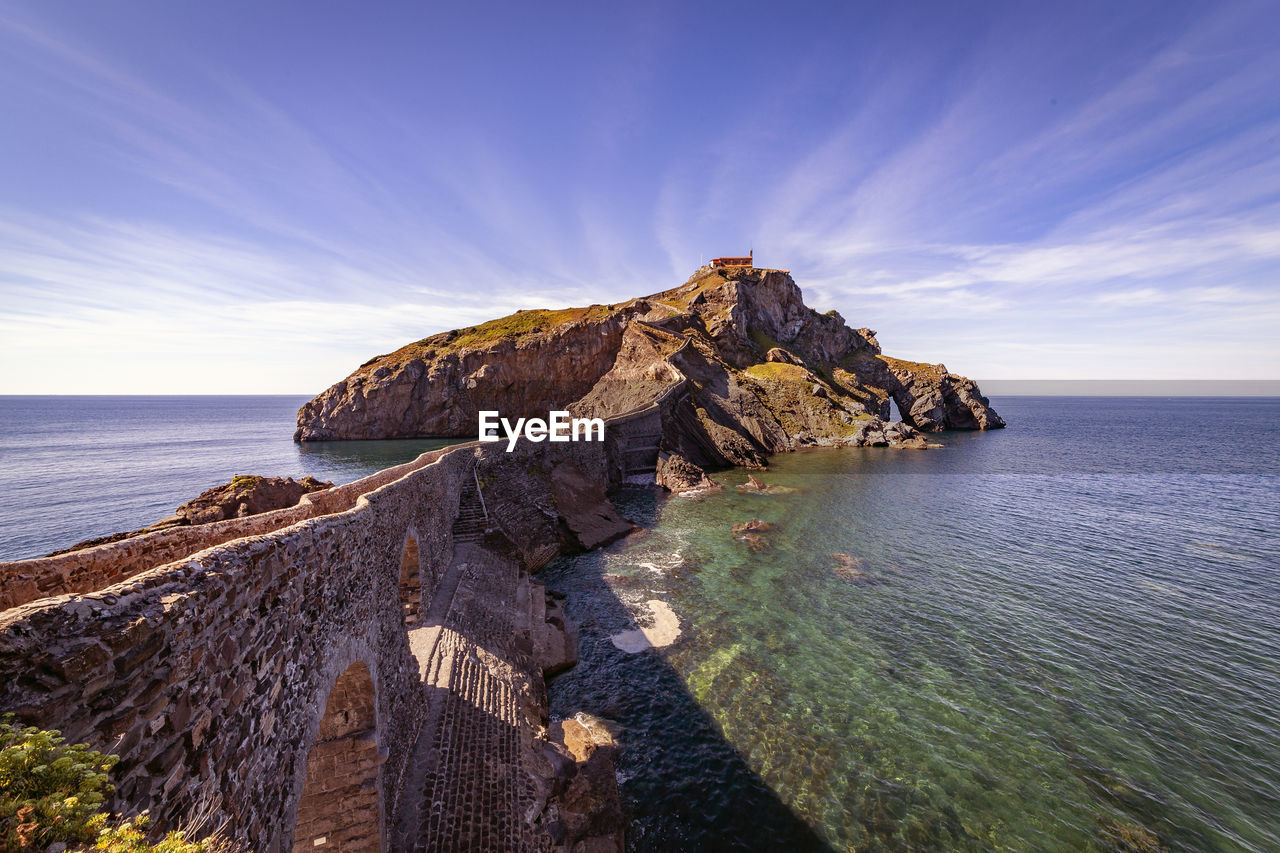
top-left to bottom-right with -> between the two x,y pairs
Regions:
0,446 -> 461,612
0,445 -> 474,851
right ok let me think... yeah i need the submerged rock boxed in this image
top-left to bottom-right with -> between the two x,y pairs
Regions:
831,552 -> 881,584
1096,817 -> 1168,853
601,573 -> 645,588
832,553 -> 864,569
731,519 -> 775,552
731,519 -> 774,535
609,600 -> 682,652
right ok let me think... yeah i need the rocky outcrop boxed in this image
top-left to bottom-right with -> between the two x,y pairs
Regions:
865,355 -> 1007,432
549,461 -> 635,550
46,475 -> 332,556
654,451 -> 718,494
168,474 -> 333,524
296,266 -> 1004,475
545,714 -> 626,851
295,308 -> 640,440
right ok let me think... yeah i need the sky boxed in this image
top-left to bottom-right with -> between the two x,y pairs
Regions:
1,1 -> 1278,394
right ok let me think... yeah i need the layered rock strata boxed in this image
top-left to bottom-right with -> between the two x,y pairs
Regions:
296,267 -> 1004,486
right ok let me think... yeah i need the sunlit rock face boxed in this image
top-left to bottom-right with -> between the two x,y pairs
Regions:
296,266 -> 1004,485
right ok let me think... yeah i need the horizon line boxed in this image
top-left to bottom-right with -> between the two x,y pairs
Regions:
3,379 -> 1280,399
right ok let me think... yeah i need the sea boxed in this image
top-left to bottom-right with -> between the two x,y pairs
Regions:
0,396 -> 454,560
1,395 -> 1278,852
540,396 -> 1280,852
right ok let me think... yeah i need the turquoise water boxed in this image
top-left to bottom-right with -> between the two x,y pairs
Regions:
0,396 -> 456,559
543,397 -> 1280,852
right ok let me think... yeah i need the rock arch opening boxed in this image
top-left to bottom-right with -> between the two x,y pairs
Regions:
293,661 -> 383,852
400,533 -> 422,626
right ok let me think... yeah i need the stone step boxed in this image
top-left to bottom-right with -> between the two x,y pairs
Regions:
404,543 -> 539,852
451,488 -> 488,542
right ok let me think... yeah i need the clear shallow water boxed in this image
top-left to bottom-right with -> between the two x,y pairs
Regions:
0,396 -> 456,559
543,397 -> 1280,852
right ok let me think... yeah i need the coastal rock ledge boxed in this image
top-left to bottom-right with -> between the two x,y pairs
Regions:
296,266 -> 1003,481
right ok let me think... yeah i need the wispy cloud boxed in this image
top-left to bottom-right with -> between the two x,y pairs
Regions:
1,2 -> 1277,390
726,4 -> 1280,378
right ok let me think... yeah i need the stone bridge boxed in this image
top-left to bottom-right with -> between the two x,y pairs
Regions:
0,391 -> 673,851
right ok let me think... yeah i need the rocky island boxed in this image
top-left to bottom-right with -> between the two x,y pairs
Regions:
296,266 -> 1002,490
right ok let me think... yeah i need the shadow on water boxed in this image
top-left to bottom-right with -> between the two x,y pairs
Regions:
542,485 -> 834,853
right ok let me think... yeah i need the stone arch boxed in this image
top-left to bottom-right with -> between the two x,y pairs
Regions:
399,530 -> 422,626
293,661 -> 383,852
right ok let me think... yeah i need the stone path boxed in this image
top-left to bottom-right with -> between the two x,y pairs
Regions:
394,537 -> 549,853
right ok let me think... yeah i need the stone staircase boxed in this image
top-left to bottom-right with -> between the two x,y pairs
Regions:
451,475 -> 489,543
617,431 -> 661,482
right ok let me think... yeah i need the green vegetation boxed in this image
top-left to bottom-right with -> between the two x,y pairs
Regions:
1,717 -> 239,852
743,362 -> 810,383
442,305 -> 613,349
366,304 -> 617,375
1,718 -> 115,850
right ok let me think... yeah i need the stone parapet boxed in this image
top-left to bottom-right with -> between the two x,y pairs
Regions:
0,446 -> 460,612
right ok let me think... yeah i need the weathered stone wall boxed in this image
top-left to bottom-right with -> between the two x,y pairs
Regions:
0,447 -> 459,611
0,446 -> 472,851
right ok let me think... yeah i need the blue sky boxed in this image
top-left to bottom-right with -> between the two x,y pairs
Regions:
1,1 -> 1278,393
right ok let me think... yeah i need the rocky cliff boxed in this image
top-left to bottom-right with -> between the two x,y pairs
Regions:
297,267 -> 1003,484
